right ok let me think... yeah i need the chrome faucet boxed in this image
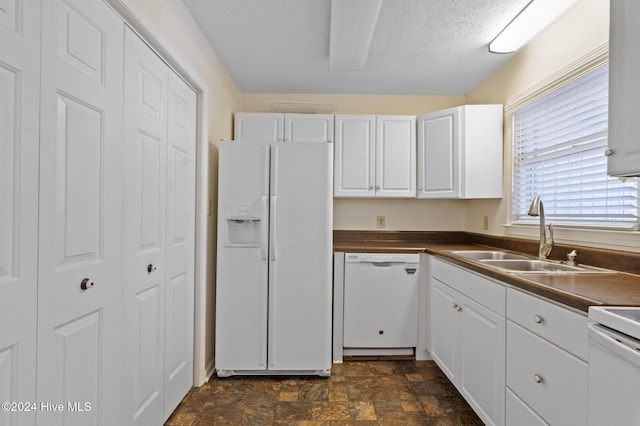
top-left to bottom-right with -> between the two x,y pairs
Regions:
528,195 -> 554,259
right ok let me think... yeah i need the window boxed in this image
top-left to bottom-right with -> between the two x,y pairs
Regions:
511,64 -> 640,229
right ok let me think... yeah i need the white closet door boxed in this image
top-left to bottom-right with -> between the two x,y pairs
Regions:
37,0 -> 124,425
0,1 -> 40,425
163,72 -> 196,420
122,27 -> 169,426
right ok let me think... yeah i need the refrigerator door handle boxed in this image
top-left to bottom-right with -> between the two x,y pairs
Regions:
270,195 -> 277,260
260,195 -> 268,260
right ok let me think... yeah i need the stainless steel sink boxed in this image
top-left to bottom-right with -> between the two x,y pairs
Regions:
449,250 -> 528,260
479,259 -> 592,273
449,250 -> 613,274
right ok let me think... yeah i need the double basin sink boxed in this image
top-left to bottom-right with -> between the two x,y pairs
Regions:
449,250 -> 612,274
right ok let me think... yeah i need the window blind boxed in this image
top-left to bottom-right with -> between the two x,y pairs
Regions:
512,64 -> 640,228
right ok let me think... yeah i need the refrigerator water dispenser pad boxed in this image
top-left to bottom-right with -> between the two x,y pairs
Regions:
224,202 -> 262,247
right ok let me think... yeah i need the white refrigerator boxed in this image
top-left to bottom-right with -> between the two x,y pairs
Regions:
215,140 -> 333,377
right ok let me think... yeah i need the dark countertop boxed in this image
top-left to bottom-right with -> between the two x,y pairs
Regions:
334,233 -> 640,313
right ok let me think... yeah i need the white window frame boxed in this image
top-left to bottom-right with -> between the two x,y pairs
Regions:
503,42 -> 640,252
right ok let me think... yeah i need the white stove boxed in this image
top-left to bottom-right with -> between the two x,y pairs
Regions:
588,306 -> 640,340
587,306 -> 640,426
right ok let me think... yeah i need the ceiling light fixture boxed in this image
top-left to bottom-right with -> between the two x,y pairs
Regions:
489,0 -> 578,54
329,0 -> 383,70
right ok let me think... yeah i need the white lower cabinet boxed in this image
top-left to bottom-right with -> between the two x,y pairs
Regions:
428,258 -> 590,426
506,289 -> 588,426
506,389 -> 547,426
428,257 -> 505,426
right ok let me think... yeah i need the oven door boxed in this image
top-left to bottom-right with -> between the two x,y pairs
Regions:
588,323 -> 640,426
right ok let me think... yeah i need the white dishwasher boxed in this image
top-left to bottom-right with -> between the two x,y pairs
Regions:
343,253 -> 420,356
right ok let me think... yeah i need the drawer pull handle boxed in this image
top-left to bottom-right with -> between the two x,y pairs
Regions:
452,303 -> 462,312
534,374 -> 544,384
534,315 -> 543,324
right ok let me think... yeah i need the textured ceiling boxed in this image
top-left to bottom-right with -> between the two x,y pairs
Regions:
183,0 -> 532,95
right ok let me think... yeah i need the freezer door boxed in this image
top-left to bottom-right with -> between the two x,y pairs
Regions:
268,142 -> 333,372
215,141 -> 270,371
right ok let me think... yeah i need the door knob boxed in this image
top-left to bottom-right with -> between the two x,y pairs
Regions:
147,264 -> 156,273
80,278 -> 94,291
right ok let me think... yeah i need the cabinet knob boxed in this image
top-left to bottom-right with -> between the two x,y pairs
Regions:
368,185 -> 374,191
80,278 -> 94,291
534,315 -> 543,324
604,148 -> 615,157
375,185 -> 381,190
147,264 -> 157,273
534,374 -> 544,384
378,330 -> 384,335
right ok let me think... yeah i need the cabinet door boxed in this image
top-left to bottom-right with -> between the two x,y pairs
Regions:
234,112 -> 283,142
334,115 -> 376,197
0,1 -> 40,424
122,27 -> 169,426
459,294 -> 505,426
376,115 -> 416,198
284,113 -> 334,143
607,0 -> 640,176
37,1 -> 124,424
417,107 -> 460,198
429,279 -> 459,383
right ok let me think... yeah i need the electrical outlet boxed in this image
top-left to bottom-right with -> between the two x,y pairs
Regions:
376,215 -> 386,228
483,215 -> 489,230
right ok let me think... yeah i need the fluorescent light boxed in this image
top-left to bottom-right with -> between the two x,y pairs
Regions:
489,0 -> 578,53
329,0 -> 383,70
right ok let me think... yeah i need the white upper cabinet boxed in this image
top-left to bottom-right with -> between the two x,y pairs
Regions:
234,112 -> 334,143
334,114 -> 416,198
607,0 -> 640,176
334,115 -> 376,196
284,113 -> 334,143
234,112 -> 283,142
417,105 -> 503,199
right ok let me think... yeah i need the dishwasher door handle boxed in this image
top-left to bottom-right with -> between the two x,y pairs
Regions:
370,262 -> 394,267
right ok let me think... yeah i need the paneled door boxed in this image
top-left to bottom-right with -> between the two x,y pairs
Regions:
37,0 -> 124,425
0,1 -> 40,425
122,27 -> 169,426
163,71 -> 196,420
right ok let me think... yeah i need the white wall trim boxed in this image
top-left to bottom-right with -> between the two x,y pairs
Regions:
503,223 -> 640,253
505,42 -> 609,115
105,0 -> 211,387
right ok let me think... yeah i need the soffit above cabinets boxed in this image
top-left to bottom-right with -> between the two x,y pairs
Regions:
183,0 -> 531,95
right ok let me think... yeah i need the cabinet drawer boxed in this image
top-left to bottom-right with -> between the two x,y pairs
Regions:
506,389 -> 548,426
507,321 -> 587,426
431,258 -> 505,315
507,288 -> 588,361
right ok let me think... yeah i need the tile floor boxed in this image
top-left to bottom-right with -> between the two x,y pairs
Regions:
165,360 -> 483,425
